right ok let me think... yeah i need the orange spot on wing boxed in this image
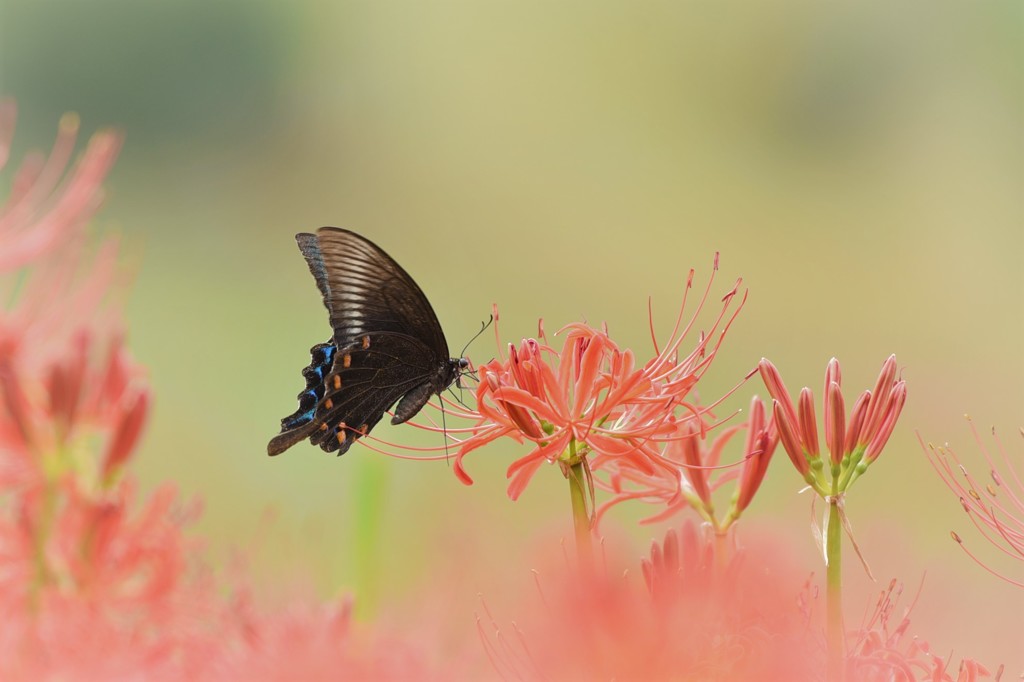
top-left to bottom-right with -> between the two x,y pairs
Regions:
362,335 -> 370,349
333,375 -> 342,390
342,354 -> 352,368
324,398 -> 333,410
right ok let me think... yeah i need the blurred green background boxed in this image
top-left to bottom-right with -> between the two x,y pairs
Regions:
2,0 -> 1021,667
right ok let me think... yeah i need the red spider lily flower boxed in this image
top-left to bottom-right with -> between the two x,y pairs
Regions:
594,395 -> 778,533
922,417 -> 1024,588
448,258 -> 746,502
479,522 -> 821,681
459,324 -> 667,500
759,354 -> 907,495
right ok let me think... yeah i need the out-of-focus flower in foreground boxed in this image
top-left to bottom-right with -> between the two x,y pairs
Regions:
922,417 -> 1024,588
0,99 -> 216,679
0,99 -> 125,366
212,594 -> 440,682
0,100 -> 450,681
479,521 -> 821,681
847,579 -> 995,682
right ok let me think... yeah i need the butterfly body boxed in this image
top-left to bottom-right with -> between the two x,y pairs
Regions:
268,228 -> 467,457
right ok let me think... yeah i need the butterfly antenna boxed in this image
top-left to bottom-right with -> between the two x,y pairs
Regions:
460,314 -> 494,359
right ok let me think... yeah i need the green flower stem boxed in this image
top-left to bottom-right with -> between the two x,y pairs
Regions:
826,494 -> 844,681
29,485 -> 56,607
567,458 -> 592,568
353,456 -> 389,618
837,449 -> 865,491
30,449 -> 67,609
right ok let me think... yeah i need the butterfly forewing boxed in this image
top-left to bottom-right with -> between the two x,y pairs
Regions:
310,228 -> 449,356
268,227 -> 463,457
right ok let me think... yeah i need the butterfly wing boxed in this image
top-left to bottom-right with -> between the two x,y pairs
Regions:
268,228 -> 454,456
302,227 -> 449,356
306,333 -> 442,455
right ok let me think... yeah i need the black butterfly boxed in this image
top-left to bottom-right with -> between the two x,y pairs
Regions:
267,227 -> 468,457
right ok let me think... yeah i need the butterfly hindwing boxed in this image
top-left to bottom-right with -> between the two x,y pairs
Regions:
306,333 -> 439,455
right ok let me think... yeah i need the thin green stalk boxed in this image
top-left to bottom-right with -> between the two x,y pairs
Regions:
567,457 -> 592,568
353,456 -> 389,619
826,494 -> 845,681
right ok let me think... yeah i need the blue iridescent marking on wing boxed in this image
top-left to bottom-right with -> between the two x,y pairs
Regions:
279,341 -> 337,430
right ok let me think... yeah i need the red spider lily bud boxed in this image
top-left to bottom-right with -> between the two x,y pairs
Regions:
773,399 -> 808,476
46,333 -> 90,443
860,354 -> 898,447
823,359 -> 841,448
743,394 -> 767,454
824,357 -> 842,397
865,380 -> 906,463
734,409 -> 777,514
101,389 -> 150,482
845,390 -> 871,453
0,356 -> 33,449
797,387 -> 819,460
680,426 -> 712,509
97,339 -> 133,408
826,382 -> 845,465
758,359 -> 797,427
737,431 -> 774,510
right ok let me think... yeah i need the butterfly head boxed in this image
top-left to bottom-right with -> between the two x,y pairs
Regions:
443,356 -> 472,391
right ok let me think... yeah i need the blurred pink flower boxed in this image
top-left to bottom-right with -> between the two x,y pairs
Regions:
846,579 -> 994,682
0,103 -> 216,679
0,480 -> 221,681
0,100 -> 121,274
212,594 -> 442,681
442,257 -> 747,502
0,101 -> 125,368
0,332 -> 149,491
923,417 -> 1024,588
479,522 -> 821,681
0,100 -> 456,682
